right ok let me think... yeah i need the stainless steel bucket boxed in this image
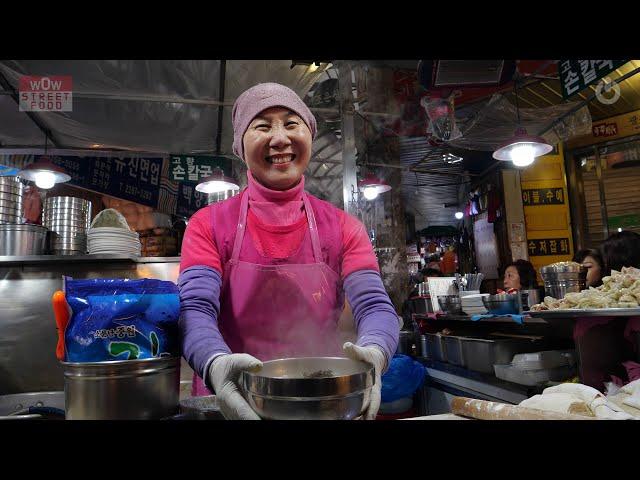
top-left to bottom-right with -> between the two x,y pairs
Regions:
62,356 -> 180,420
0,223 -> 48,255
540,264 -> 587,299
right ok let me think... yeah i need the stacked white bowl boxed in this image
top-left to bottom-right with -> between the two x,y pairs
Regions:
87,208 -> 140,256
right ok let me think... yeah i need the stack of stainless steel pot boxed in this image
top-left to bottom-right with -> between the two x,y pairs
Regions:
43,196 -> 92,255
0,176 -> 24,224
540,263 -> 587,299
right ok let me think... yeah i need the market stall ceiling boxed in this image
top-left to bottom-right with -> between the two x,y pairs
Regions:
502,60 -> 640,121
399,137 -> 466,230
0,60 -> 328,153
3,60 -> 639,229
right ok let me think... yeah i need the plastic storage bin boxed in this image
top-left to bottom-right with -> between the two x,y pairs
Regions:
494,363 -> 576,386
510,350 -> 576,370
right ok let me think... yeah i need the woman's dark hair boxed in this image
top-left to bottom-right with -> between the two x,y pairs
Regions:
599,230 -> 640,276
573,248 -> 604,268
573,249 -> 592,264
505,259 -> 538,289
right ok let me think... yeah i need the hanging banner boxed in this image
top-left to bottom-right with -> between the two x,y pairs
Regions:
558,60 -> 628,99
175,182 -> 209,217
169,155 -> 231,183
49,155 -> 163,208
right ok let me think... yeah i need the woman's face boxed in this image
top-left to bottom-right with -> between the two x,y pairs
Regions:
503,266 -> 521,290
242,107 -> 312,191
583,255 -> 602,287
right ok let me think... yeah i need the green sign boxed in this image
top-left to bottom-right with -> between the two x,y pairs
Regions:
559,60 -> 628,99
608,214 -> 640,230
169,155 -> 232,183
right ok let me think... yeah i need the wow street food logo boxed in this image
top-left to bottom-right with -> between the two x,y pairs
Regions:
19,75 -> 73,112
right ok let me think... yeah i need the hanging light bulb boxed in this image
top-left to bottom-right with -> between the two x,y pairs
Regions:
455,211 -> 464,220
18,137 -> 71,190
18,157 -> 71,190
363,186 -> 379,200
358,173 -> 391,201
195,167 -> 240,194
34,171 -> 56,189
493,78 -> 552,166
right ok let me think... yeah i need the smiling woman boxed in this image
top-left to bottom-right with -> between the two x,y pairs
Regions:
242,108 -> 312,191
177,82 -> 400,420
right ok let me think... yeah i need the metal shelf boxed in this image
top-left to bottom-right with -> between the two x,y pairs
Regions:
0,254 -> 181,266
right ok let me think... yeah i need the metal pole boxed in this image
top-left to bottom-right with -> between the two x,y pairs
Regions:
215,60 -> 226,156
338,62 -> 358,213
594,146 -> 610,240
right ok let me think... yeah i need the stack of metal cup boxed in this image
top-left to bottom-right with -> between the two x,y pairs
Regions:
43,196 -> 92,255
540,263 -> 587,299
0,176 -> 24,224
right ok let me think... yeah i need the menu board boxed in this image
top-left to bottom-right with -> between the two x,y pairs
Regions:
50,155 -> 163,208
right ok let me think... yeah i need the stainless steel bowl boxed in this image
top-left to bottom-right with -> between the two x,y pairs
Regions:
438,295 -> 463,314
482,293 -> 522,315
62,356 -> 180,420
241,357 -> 374,420
0,223 -> 48,255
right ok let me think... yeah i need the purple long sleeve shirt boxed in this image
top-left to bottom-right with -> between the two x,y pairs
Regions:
178,267 -> 399,380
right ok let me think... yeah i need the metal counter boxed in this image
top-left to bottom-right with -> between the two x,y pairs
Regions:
0,255 -> 180,394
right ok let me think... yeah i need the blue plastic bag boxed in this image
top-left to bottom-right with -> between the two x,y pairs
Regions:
381,354 -> 427,403
64,277 -> 180,362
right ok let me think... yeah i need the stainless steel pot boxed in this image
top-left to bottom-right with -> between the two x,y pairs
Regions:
540,263 -> 587,298
241,357 -> 374,420
0,223 -> 48,255
62,356 -> 180,420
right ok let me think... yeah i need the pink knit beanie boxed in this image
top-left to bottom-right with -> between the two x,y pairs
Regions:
232,82 -> 317,160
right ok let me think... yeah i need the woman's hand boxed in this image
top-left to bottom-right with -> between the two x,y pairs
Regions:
343,342 -> 387,420
208,354 -> 263,420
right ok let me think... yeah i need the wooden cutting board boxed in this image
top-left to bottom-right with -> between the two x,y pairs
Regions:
450,396 -> 597,420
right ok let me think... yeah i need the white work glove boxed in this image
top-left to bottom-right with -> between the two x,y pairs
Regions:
208,353 -> 263,420
343,342 -> 387,420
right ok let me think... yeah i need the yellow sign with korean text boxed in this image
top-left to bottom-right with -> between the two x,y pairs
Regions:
520,144 -> 575,281
567,108 -> 640,148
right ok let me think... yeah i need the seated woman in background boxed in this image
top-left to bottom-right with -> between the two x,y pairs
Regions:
573,231 -> 640,390
573,248 -> 604,288
502,259 -> 538,291
599,230 -> 640,276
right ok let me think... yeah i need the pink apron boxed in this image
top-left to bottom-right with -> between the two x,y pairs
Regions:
192,191 -> 343,395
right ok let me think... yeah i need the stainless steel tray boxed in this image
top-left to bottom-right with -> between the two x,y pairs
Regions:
528,308 -> 640,319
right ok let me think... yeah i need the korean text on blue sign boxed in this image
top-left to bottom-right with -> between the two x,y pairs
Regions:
50,156 -> 163,208
558,60 -> 628,99
169,155 -> 231,183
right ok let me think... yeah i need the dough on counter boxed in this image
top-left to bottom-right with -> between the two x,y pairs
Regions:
519,393 -> 595,417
